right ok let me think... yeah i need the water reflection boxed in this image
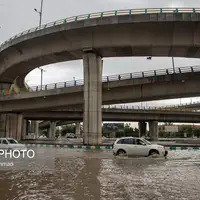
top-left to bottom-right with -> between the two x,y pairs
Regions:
0,149 -> 199,200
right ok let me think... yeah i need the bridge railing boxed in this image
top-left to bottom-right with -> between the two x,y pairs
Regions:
1,7 -> 200,51
1,65 -> 200,95
101,105 -> 200,112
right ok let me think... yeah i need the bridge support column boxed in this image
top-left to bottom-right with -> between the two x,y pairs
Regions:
138,121 -> 147,137
149,121 -> 158,141
83,52 -> 102,145
0,114 -> 23,140
30,121 -> 39,138
22,119 -> 29,140
75,122 -> 81,138
49,122 -> 56,139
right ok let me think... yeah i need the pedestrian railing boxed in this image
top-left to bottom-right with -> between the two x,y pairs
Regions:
1,8 -> 200,51
1,65 -> 200,96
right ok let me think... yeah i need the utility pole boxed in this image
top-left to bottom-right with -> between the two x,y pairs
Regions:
172,57 -> 175,73
34,0 -> 44,27
38,67 -> 45,90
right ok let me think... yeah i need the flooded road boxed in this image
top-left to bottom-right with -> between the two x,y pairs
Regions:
0,149 -> 200,200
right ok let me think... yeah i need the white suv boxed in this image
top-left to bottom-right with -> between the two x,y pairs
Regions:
0,138 -> 27,151
113,137 -> 168,157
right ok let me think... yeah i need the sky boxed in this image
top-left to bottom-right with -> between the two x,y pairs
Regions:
1,0 -> 200,109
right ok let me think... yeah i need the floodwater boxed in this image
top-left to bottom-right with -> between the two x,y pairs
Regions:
0,149 -> 200,200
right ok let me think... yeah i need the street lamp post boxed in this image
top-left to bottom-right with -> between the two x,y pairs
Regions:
147,56 -> 176,73
172,57 -> 175,73
34,1 -> 45,90
34,0 -> 44,27
38,67 -> 45,90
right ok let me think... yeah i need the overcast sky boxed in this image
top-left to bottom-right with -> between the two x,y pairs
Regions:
1,0 -> 200,108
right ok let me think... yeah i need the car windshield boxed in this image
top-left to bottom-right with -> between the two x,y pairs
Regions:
141,138 -> 151,145
7,139 -> 18,144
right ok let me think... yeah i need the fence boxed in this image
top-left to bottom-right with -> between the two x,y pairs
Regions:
1,8 -> 200,51
1,65 -> 200,96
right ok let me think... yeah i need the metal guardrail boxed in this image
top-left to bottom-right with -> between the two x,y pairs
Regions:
102,106 -> 199,112
166,101 -> 200,108
2,65 -> 200,96
0,8 -> 200,51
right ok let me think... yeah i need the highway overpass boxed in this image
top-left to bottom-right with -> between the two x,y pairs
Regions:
24,109 -> 200,123
1,8 -> 200,144
1,8 -> 200,84
26,108 -> 200,141
0,66 -> 200,112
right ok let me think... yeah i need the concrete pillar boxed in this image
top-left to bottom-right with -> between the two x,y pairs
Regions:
0,114 -> 6,137
149,121 -> 158,141
22,120 -> 30,140
30,121 -> 39,138
83,52 -> 102,145
75,122 -> 81,138
138,121 -> 147,137
49,122 -> 56,139
0,114 -> 23,140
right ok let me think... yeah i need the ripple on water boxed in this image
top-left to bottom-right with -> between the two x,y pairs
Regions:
0,149 -> 200,200
99,151 -> 200,200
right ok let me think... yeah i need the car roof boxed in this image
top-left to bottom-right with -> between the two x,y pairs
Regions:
116,137 -> 142,140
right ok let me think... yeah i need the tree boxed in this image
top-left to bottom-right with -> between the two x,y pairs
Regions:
61,124 -> 76,136
193,128 -> 200,138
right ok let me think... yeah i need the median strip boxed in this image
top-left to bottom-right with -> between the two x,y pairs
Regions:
26,144 -> 200,151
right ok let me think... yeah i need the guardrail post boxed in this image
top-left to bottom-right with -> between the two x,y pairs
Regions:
64,82 -> 67,87
118,75 -> 121,80
74,81 -> 76,86
193,8 -> 196,13
55,83 -> 57,89
130,73 -> 132,79
45,85 -> 47,90
142,72 -> 144,78
107,76 -> 109,82
129,9 -> 132,15
36,86 -> 38,91
154,70 -> 156,76
191,67 -> 194,72
166,69 -> 169,74
179,68 -> 181,73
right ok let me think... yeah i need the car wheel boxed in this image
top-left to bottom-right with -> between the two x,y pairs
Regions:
149,149 -> 159,157
117,149 -> 127,156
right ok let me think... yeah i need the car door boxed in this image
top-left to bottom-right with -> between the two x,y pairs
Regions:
127,138 -> 142,156
135,139 -> 149,156
117,138 -> 134,155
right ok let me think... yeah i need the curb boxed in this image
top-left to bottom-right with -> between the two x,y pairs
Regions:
26,144 -> 200,151
26,144 -> 112,150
